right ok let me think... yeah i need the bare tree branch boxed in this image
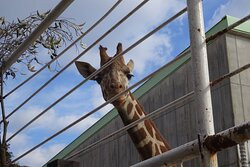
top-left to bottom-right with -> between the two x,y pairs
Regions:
0,10 -> 84,79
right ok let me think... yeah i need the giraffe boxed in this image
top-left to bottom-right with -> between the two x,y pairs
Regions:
75,43 -> 175,166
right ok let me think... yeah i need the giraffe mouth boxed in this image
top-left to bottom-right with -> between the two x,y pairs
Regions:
110,93 -> 128,103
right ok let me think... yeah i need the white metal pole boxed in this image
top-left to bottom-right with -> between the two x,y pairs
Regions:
131,140 -> 200,167
131,121 -> 250,167
177,162 -> 183,167
1,0 -> 74,73
186,0 -> 218,166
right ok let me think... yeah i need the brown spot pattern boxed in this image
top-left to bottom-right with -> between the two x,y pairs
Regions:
155,132 -> 163,141
160,145 -> 168,153
121,100 -> 126,106
135,104 -> 143,116
145,120 -> 154,137
155,132 -> 171,150
129,128 -> 147,144
137,141 -> 153,160
132,112 -> 140,121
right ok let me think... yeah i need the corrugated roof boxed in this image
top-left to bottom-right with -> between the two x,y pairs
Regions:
44,15 -> 250,166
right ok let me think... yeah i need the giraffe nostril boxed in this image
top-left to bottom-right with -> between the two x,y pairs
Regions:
119,85 -> 122,89
110,83 -> 123,89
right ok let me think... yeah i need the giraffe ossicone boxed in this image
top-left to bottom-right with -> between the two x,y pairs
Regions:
75,43 -> 175,166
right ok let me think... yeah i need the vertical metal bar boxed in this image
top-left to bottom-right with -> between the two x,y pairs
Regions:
239,143 -> 249,167
1,0 -> 74,73
186,0 -> 218,166
177,162 -> 183,167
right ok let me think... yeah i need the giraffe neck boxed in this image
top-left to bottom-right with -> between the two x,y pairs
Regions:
112,92 -> 172,161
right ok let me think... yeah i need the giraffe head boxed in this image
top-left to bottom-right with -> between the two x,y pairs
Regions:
75,43 -> 134,103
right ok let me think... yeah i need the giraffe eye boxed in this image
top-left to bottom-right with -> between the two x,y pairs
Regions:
126,73 -> 134,80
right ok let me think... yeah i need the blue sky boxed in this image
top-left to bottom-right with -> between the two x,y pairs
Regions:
0,0 -> 249,166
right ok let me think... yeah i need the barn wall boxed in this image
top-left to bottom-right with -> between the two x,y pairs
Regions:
226,33 -> 250,165
65,33 -> 250,167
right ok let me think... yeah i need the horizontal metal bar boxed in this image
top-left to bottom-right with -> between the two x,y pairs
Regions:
204,121 -> 250,153
131,121 -> 250,167
3,0 -> 123,99
131,140 -> 200,167
1,0 -> 74,73
10,7 -> 188,163
210,63 -> 250,86
177,162 -> 183,167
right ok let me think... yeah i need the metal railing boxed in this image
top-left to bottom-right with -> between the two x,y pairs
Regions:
131,122 -> 250,167
0,0 -> 249,166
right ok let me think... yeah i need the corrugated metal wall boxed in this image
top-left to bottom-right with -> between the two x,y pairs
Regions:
65,33 -> 250,167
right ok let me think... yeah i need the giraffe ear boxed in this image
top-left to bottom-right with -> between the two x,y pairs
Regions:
127,59 -> 134,72
75,61 -> 101,83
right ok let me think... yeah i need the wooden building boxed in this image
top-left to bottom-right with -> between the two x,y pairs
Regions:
44,16 -> 250,167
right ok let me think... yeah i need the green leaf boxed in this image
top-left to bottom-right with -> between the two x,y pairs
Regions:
34,57 -> 42,65
80,41 -> 87,49
0,17 -> 5,25
53,38 -> 61,45
78,23 -> 85,27
16,29 -> 19,38
29,66 -> 36,72
48,64 -> 53,72
28,64 -> 36,72
10,72 -> 16,78
37,10 -> 40,17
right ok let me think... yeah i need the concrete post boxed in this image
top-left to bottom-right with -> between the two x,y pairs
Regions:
186,0 -> 218,166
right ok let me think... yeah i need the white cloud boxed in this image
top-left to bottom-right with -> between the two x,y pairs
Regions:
208,0 -> 250,28
19,144 -> 65,167
59,0 -> 185,74
6,132 -> 65,167
8,105 -> 100,134
8,133 -> 31,152
126,33 -> 173,75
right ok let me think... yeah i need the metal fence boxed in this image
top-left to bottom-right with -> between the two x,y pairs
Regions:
0,0 -> 250,166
